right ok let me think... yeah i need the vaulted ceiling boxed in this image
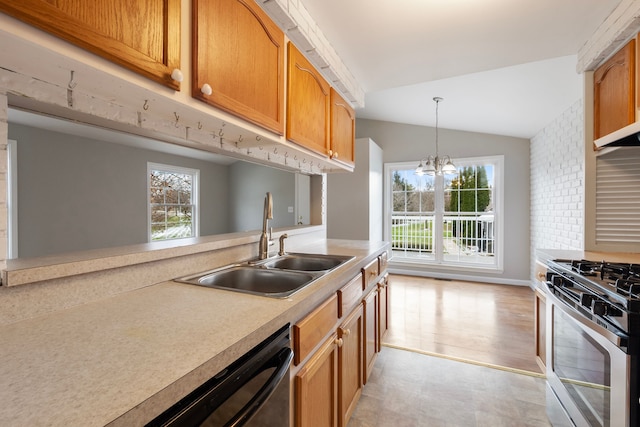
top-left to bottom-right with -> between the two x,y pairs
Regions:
300,0 -> 622,138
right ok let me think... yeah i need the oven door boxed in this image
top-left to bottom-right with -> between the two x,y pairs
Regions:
546,289 -> 631,427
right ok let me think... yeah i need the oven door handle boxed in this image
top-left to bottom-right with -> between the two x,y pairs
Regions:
546,285 -> 628,349
225,347 -> 293,427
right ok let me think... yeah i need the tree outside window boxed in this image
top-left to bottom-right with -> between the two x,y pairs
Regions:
149,164 -> 199,241
386,157 -> 501,269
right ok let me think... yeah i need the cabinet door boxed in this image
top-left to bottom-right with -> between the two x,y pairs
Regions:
287,43 -> 330,156
0,0 -> 181,89
329,88 -> 355,167
295,333 -> 339,427
534,262 -> 547,370
535,288 -> 546,370
193,0 -> 285,134
594,38 -> 636,139
377,274 -> 389,350
363,287 -> 378,383
338,304 -> 363,427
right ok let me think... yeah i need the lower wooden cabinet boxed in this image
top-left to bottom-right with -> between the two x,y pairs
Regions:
535,287 -> 547,371
534,261 -> 547,371
338,304 -> 363,427
363,287 -> 378,383
377,274 -> 389,350
293,252 -> 389,426
295,333 -> 339,427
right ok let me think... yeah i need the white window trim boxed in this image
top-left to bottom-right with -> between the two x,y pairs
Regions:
147,162 -> 200,242
384,155 -> 504,273
8,139 -> 17,259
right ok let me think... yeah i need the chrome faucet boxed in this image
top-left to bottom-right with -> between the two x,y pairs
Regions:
259,192 -> 273,259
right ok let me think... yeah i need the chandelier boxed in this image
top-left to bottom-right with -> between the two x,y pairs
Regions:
415,97 -> 457,176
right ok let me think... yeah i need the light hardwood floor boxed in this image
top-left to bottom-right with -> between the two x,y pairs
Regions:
383,274 -> 542,373
346,274 -> 550,427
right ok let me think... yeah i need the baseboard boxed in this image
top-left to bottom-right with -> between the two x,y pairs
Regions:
388,266 -> 532,287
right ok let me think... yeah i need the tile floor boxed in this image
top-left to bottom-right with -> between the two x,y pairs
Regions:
347,346 -> 551,427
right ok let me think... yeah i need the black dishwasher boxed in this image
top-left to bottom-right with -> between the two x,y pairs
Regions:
146,324 -> 293,427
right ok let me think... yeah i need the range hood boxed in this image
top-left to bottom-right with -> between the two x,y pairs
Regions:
594,119 -> 640,149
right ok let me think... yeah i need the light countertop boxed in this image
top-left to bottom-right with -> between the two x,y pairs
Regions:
0,239 -> 389,426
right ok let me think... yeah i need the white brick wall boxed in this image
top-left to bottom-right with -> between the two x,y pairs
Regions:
530,99 -> 585,260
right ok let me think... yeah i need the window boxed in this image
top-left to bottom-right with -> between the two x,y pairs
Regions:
148,163 -> 199,242
385,156 -> 503,270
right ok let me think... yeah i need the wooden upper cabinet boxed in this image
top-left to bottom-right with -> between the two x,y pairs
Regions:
594,38 -> 636,140
193,0 -> 285,135
287,42 -> 331,156
0,0 -> 181,89
330,88 -> 355,166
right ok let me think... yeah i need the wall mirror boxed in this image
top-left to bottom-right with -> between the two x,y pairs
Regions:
7,108 -> 311,260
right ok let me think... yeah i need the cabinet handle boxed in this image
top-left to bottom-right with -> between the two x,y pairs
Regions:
335,337 -> 344,347
333,152 -> 339,159
340,328 -> 351,337
201,83 -> 213,96
537,272 -> 546,281
371,270 -> 378,277
171,68 -> 184,82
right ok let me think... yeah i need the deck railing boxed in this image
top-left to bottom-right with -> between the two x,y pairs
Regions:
391,212 -> 495,259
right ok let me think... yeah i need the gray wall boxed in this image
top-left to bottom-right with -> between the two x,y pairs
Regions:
327,138 -> 383,241
355,118 -> 531,282
10,123 -> 230,258
228,161 -> 296,232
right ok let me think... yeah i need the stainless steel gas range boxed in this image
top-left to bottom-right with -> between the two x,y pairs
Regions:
544,259 -> 640,427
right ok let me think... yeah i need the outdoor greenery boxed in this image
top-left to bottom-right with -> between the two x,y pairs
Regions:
447,166 -> 491,246
392,171 -> 435,212
150,170 -> 194,240
448,166 -> 490,212
391,166 -> 493,253
391,220 -> 434,250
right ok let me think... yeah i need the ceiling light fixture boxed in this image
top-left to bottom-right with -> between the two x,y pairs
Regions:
415,97 -> 457,176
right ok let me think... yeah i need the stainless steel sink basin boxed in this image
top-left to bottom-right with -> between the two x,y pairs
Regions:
257,253 -> 354,272
176,265 -> 319,298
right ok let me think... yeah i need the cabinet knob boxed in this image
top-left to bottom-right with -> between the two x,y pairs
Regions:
537,272 -> 545,281
333,152 -> 339,159
201,83 -> 213,96
340,328 -> 351,337
171,68 -> 184,82
335,337 -> 343,347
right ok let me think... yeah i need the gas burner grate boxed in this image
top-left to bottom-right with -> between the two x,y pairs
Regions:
570,260 -> 601,276
616,279 -> 640,299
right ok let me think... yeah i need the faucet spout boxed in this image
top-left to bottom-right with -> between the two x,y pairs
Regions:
278,233 -> 288,256
259,192 -> 273,259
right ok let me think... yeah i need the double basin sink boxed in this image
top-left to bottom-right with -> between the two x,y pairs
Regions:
176,253 -> 354,298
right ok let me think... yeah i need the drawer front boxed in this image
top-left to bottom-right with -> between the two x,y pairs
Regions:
337,273 -> 364,318
293,293 -> 338,365
379,251 -> 388,272
362,258 -> 379,289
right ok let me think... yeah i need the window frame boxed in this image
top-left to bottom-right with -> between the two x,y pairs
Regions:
147,162 -> 200,243
384,155 -> 504,273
